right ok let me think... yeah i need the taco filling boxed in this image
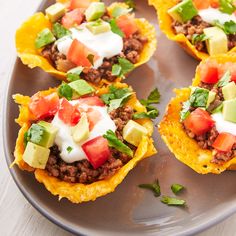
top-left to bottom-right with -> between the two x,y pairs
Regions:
21,82 -> 152,184
180,60 -> 236,165
35,1 -> 148,83
168,0 -> 236,55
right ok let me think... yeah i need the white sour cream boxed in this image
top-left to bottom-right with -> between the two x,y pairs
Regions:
198,8 -> 236,25
56,23 -> 123,69
212,112 -> 236,136
51,100 -> 116,163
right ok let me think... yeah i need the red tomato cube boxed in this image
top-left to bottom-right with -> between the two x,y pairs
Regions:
116,15 -> 138,38
213,133 -> 235,152
62,9 -> 83,29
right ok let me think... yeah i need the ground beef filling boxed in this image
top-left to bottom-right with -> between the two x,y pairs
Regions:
45,106 -> 136,184
172,16 -> 236,53
183,82 -> 235,164
41,32 -> 148,84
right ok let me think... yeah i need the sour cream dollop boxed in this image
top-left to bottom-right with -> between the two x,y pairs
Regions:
56,23 -> 123,69
51,100 -> 116,163
198,8 -> 236,25
211,112 -> 236,136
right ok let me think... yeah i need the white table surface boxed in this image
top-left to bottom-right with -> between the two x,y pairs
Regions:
1,0 -> 236,235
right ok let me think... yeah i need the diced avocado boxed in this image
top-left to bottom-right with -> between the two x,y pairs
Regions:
206,91 -> 216,108
223,99 -> 236,122
71,113 -> 89,143
123,120 -> 148,147
45,3 -> 66,23
85,2 -> 105,22
35,28 -> 56,49
69,79 -> 95,96
222,81 -> 236,100
67,66 -> 83,82
167,0 -> 198,23
37,121 -> 58,148
203,27 -> 228,56
86,20 -> 111,34
23,142 -> 50,169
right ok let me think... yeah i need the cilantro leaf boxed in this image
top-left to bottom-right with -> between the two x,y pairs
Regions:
67,146 -> 73,153
24,124 -> 45,145
103,130 -> 133,157
219,0 -> 236,14
171,184 -> 185,194
216,70 -> 231,87
214,20 -> 236,34
52,22 -> 71,39
108,93 -> 133,111
67,66 -> 83,82
139,179 -> 161,197
133,109 -> 159,119
161,196 -> 186,206
192,33 -> 209,45
140,88 -> 161,106
110,19 -> 124,37
112,64 -> 122,76
58,82 -> 73,100
189,87 -> 209,108
180,100 -> 191,121
118,57 -> 135,75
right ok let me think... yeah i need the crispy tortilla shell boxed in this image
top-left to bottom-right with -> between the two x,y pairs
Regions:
13,82 -> 156,203
159,54 -> 236,174
148,0 -> 236,60
15,2 -> 157,82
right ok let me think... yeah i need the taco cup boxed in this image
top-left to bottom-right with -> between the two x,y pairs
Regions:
13,81 -> 156,203
15,0 -> 156,84
149,0 -> 236,60
159,54 -> 236,174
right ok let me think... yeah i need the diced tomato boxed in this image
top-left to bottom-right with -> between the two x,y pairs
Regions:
67,39 -> 99,67
29,92 -> 59,119
210,0 -> 219,8
86,108 -> 102,130
82,136 -> 111,169
220,62 -> 236,82
199,61 -> 219,84
78,96 -> 104,107
116,15 -> 138,38
193,0 -> 219,9
213,133 -> 235,152
184,108 -> 215,136
58,98 -> 81,125
69,0 -> 91,10
62,9 -> 83,29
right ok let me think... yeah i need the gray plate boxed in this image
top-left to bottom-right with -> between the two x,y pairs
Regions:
3,0 -> 236,235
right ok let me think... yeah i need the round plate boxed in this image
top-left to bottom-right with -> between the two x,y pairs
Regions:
3,0 -> 236,235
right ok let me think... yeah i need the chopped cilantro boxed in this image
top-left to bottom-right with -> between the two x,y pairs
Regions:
180,100 -> 191,121
192,33 -> 209,45
110,19 -> 124,37
171,184 -> 185,194
67,146 -> 73,153
133,109 -> 159,119
67,66 -> 83,82
58,82 -> 73,100
139,179 -> 161,197
118,57 -> 135,75
219,0 -> 236,14
108,93 -> 133,111
87,54 -> 94,66
214,20 -> 236,34
24,124 -> 45,146
216,70 -> 231,87
52,23 -> 71,39
112,64 -> 122,76
103,130 -> 133,157
161,196 -> 186,206
189,87 -> 209,108
140,88 -> 161,106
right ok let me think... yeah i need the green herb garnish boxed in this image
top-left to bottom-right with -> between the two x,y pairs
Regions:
214,20 -> 236,34
139,179 -> 161,197
24,124 -> 45,145
219,0 -> 236,14
35,28 -> 56,49
216,70 -> 231,87
111,64 -> 122,76
110,19 -> 124,37
133,109 -> 159,119
52,22 -> 71,39
58,82 -> 73,100
112,57 -> 135,78
171,184 -> 185,194
112,6 -> 132,18
103,130 -> 133,156
67,66 -> 83,82
67,146 -> 73,153
180,100 -> 191,121
189,87 -> 209,108
109,93 -> 133,111
161,196 -> 186,206
192,33 -> 209,45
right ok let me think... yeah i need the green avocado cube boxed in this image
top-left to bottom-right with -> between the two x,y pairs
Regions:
67,66 -> 84,81
203,27 -> 228,56
23,142 -> 50,169
37,121 -> 58,148
123,120 -> 148,147
86,20 -> 111,34
45,3 -> 66,23
69,79 -> 95,97
85,2 -> 105,22
223,99 -> 236,122
167,0 -> 198,23
71,113 -> 90,143
35,28 -> 56,49
222,81 -> 236,100
206,91 -> 216,108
